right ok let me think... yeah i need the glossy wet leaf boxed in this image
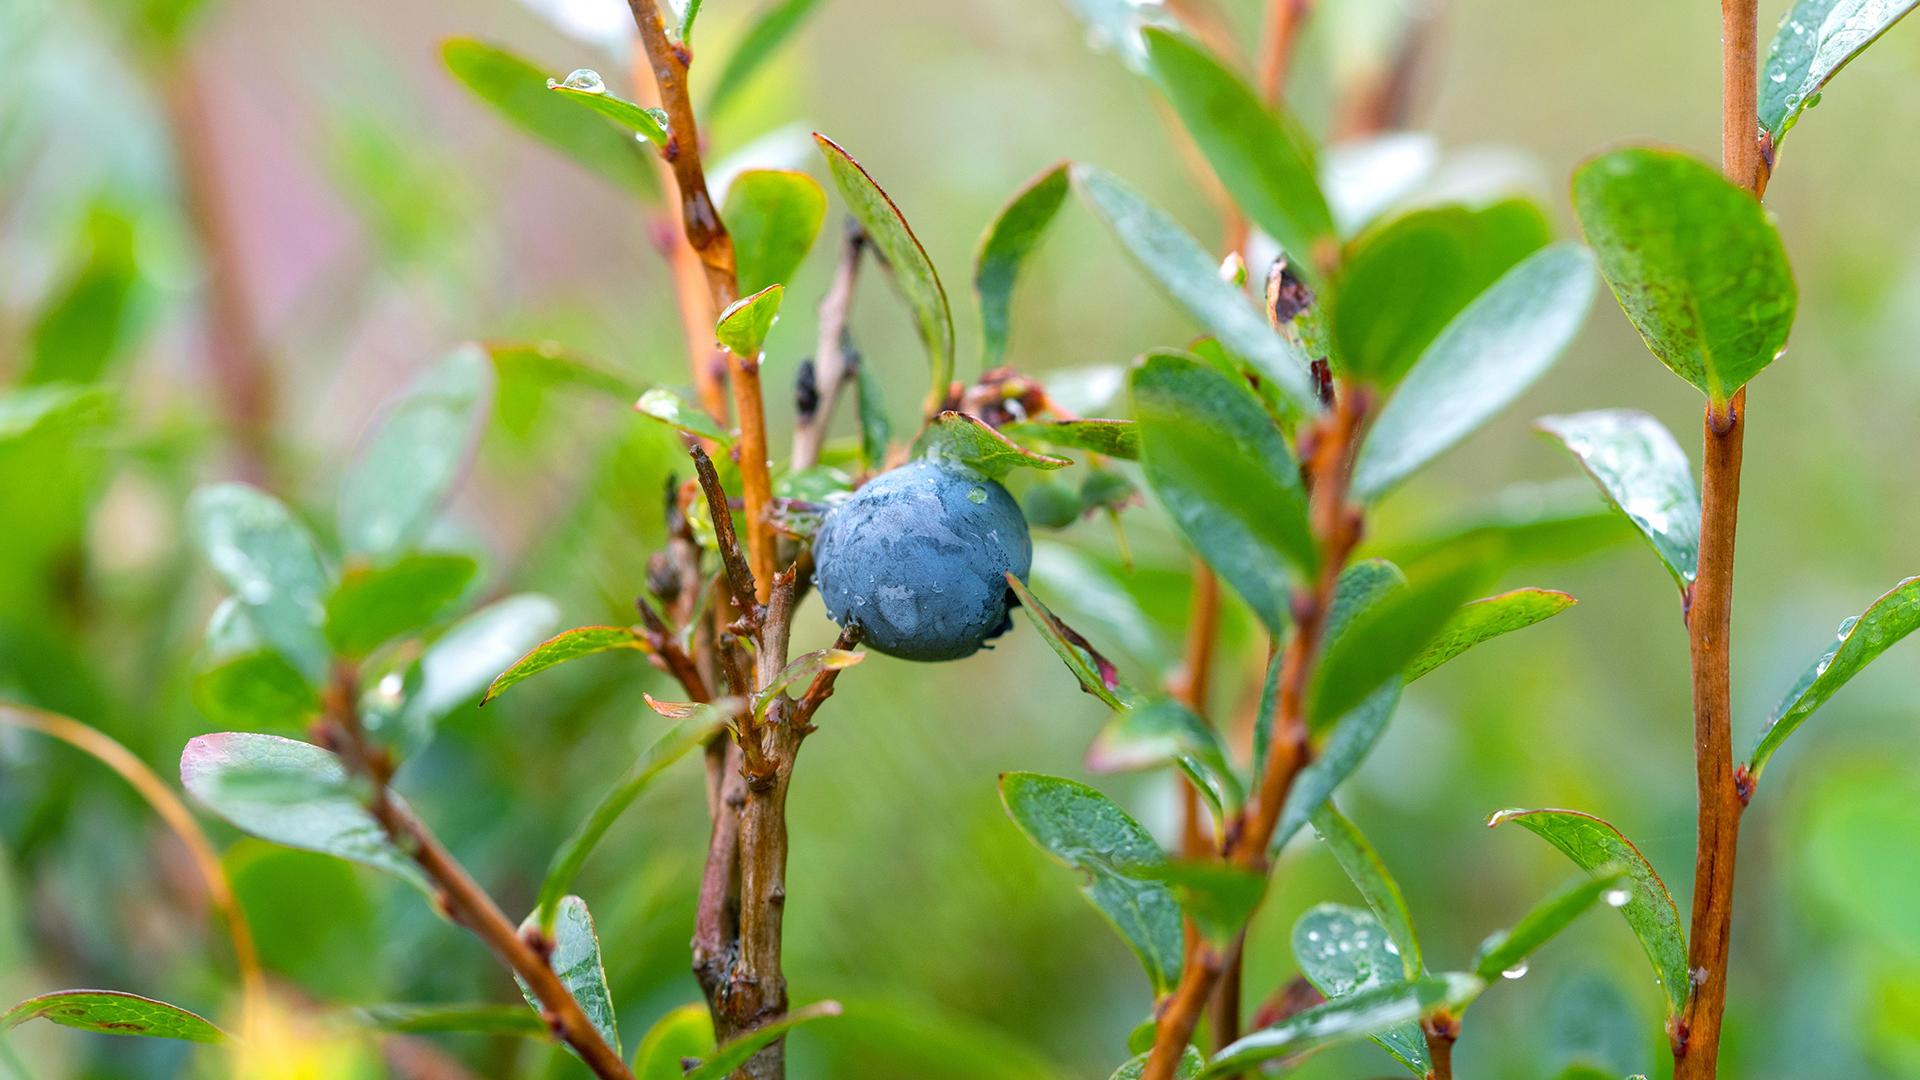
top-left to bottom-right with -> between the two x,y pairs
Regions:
999,772 -> 1183,996
546,77 -> 669,147
1272,682 -> 1401,853
180,732 -> 428,890
1206,975 -> 1477,1076
1131,351 -> 1313,634
354,1003 -> 547,1037
1573,148 -> 1796,403
976,163 -> 1070,366
383,594 -> 561,753
339,345 -> 494,561
1,990 -> 226,1043
1488,807 -> 1688,1014
188,483 -> 331,685
442,39 -> 656,198
1127,861 -> 1265,946
1351,243 -> 1596,502
1536,409 -> 1700,588
684,1001 -> 844,1080
1748,576 -> 1920,780
636,387 -> 731,443
1072,165 -> 1317,416
1309,551 -> 1492,730
1406,588 -> 1577,682
724,169 -> 827,295
1760,1 -> 1920,142
483,625 -> 652,705
1291,904 -> 1427,1074
816,134 -> 953,413
1001,418 -> 1139,460
716,284 -> 784,358
1109,1046 -> 1204,1079
325,553 -> 479,658
1310,806 -> 1422,976
1334,199 -> 1552,384
517,897 -> 620,1059
1141,28 -> 1332,272
1471,869 -> 1628,982
634,1004 -> 715,1080
914,412 -> 1071,478
1006,575 -> 1136,711
1089,697 -> 1243,815
707,0 -> 825,120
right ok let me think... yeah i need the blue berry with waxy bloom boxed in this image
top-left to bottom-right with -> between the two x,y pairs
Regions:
812,459 -> 1032,661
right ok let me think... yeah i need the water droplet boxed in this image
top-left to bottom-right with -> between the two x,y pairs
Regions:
1769,70 -> 1788,84
1383,940 -> 1400,955
377,672 -> 404,702
1501,962 -> 1529,981
551,68 -> 606,94
1605,887 -> 1632,908
967,487 -> 988,504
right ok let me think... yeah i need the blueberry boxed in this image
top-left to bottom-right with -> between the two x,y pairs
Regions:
812,459 -> 1032,661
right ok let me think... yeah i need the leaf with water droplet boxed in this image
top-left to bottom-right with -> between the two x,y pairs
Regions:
546,70 -> 669,148
1311,806 -> 1423,977
1573,148 -> 1796,404
1748,576 -> 1920,781
371,594 -> 562,757
976,162 -> 1070,368
1536,409 -> 1700,589
1487,807 -> 1687,1016
516,897 -> 621,1060
1290,904 -> 1428,1075
1470,868 -> 1628,988
1126,860 -> 1265,946
1760,1 -> 1920,144
188,483 -> 332,686
1108,1046 -> 1203,1080
1207,975 -> 1480,1076
636,387 -> 731,444
723,170 -> 827,296
716,284 -> 784,359
1001,418 -> 1140,460
912,412 -> 1070,480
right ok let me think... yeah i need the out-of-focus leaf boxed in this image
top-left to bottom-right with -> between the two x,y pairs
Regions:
1206,976 -> 1478,1076
976,162 -> 1070,366
1002,418 -> 1139,460
1536,409 -> 1700,588
1089,697 -> 1243,815
634,1004 -> 715,1080
325,553 -> 479,658
1131,351 -> 1312,634
441,39 -> 656,198
1572,149 -> 1795,403
1760,1 -> 1920,143
188,483 -> 332,684
999,772 -> 1183,997
0,384 -> 117,441
683,1001 -> 843,1080
1291,904 -> 1427,1074
1310,806 -> 1422,976
724,169 -> 827,295
1072,165 -> 1317,416
716,284 -> 784,358
1488,807 -> 1687,1014
546,71 -> 669,147
535,720 -> 717,930
1471,870 -> 1628,983
1006,574 -> 1135,711
1058,0 -> 1177,70
0,991 -> 226,1043
1127,861 -> 1265,946
380,594 -> 561,753
816,134 -> 952,413
635,387 -> 731,443
484,340 -> 643,400
1333,199 -> 1551,384
854,352 -> 891,467
1257,559 -> 1402,791
805,998 -> 1065,1080
180,732 -> 427,889
339,345 -> 494,561
707,0 -> 825,120
1405,588 -> 1576,682
1141,28 -> 1333,273
1110,1047 -> 1203,1079
1382,480 -> 1633,571
353,1003 -> 547,1037
516,897 -> 620,1059
25,206 -> 141,385
483,625 -> 651,706
1309,552 -> 1491,730
194,650 -> 317,730
756,649 -> 863,715
1748,576 -> 1920,781
1321,132 -> 1439,237
1350,244 -> 1596,502
914,412 -> 1070,478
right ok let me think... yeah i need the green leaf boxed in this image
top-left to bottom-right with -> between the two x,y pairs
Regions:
707,0 -> 825,120
325,553 -> 479,658
1748,576 -> 1920,781
1310,806 -> 1422,976
484,340 -> 644,401
339,345 -> 494,561
1127,861 -> 1266,946
976,162 -> 1071,366
1383,480 -> 1634,572
534,720 -> 718,929
1536,409 -> 1700,588
854,353 -> 891,467
194,649 -> 318,730
635,387 -> 731,443
683,1002 -> 844,1080
180,732 -> 428,889
1001,418 -> 1139,460
914,412 -> 1071,479
1333,199 -> 1552,384
1272,683 -> 1402,853
483,625 -> 652,706
381,594 -> 562,753
1,990 -> 226,1043
0,383 -> 117,441
678,0 -> 704,39
1405,588 -> 1577,683
1573,148 -> 1795,404
1487,807 -> 1688,1015
1760,0 -> 1920,143
1291,905 -> 1427,1074
1089,697 -> 1244,815
815,134 -> 953,413
634,1004 -> 715,1080
1309,552 -> 1492,730
1005,574 -> 1135,711
716,284 -> 785,358
1110,1047 -> 1204,1079
441,39 -> 656,198
24,206 -> 141,385
1072,165 -> 1318,416
1472,870 -> 1628,983
188,483 -> 331,685
1131,351 -> 1313,634
1350,243 -> 1596,502
517,897 -> 620,1059
1140,29 -> 1333,274
999,772 -> 1183,997
353,1003 -> 548,1037
545,73 -> 669,147
755,649 -> 864,716
1205,976 -> 1477,1076
724,169 -> 828,295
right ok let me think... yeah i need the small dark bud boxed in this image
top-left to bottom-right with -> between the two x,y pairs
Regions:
1310,358 -> 1334,408
646,552 -> 680,604
1266,259 -> 1316,324
795,358 -> 820,418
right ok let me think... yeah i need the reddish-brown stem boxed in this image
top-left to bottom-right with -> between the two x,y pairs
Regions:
1423,1012 -> 1459,1080
1255,0 -> 1312,105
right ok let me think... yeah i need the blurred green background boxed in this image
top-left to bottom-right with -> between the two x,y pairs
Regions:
3,0 -> 1920,1076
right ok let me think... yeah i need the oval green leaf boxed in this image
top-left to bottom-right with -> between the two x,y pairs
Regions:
724,169 -> 828,296
381,594 -> 561,754
1291,904 -> 1427,1074
546,74 -> 669,147
517,896 -> 620,1059
635,1004 -> 715,1080
914,412 -> 1071,479
684,1001 -> 844,1080
1405,588 -> 1577,683
1000,418 -> 1139,460
1760,1 -> 1920,143
1205,976 -> 1476,1077
188,483 -> 331,685
1,990 -> 227,1043
325,553 -> 480,659
1470,869 -> 1629,983
1005,573 -> 1137,712
636,387 -> 731,444
976,162 -> 1070,367
1309,807 -> 1423,976
716,283 -> 785,358
1308,550 -> 1493,730
339,345 -> 495,561
353,1003 -> 548,1037
706,0 -> 825,120
1535,409 -> 1700,588
483,625 -> 652,705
